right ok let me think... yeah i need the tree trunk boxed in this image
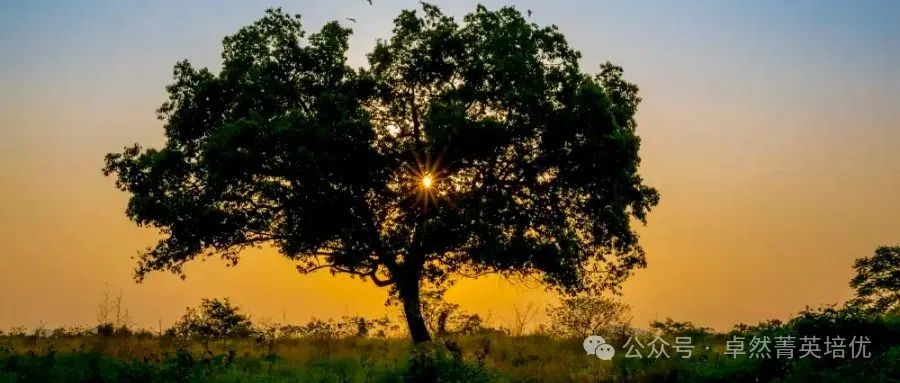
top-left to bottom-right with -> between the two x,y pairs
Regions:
398,280 -> 432,344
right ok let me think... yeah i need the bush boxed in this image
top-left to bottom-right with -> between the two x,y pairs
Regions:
546,295 -> 631,338
168,298 -> 253,345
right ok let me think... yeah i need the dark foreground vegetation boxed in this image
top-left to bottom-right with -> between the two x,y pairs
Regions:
1,304 -> 898,383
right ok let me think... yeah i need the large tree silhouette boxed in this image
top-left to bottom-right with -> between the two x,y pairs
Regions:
104,5 -> 658,344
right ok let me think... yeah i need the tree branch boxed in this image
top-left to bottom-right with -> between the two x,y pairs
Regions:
300,260 -> 395,287
409,87 -> 423,150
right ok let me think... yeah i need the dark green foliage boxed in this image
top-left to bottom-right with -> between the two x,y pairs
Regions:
365,4 -> 657,293
0,308 -> 898,382
95,323 -> 116,337
169,298 -> 253,343
0,346 -> 504,383
103,4 -> 657,343
849,246 -> 900,314
609,309 -> 900,383
103,9 -> 380,280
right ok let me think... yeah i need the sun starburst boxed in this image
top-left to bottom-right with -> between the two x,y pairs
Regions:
421,173 -> 434,189
404,151 -> 445,212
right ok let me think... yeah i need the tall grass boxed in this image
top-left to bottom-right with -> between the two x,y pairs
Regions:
2,305 -> 898,382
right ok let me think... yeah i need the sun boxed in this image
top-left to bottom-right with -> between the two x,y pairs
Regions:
403,151 -> 446,212
421,173 -> 434,189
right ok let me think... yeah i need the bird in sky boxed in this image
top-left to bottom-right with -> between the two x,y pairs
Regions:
346,17 -> 357,23
366,0 -> 373,5
527,9 -> 533,17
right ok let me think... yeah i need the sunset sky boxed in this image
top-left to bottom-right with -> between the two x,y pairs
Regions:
1,0 -> 898,332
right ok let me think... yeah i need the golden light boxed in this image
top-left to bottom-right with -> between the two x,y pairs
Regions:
386,124 -> 401,137
403,151 -> 447,212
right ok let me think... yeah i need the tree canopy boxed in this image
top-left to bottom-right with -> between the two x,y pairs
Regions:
850,246 -> 900,314
169,298 -> 253,345
104,4 -> 658,343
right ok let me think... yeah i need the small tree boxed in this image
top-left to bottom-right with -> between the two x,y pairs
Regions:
96,284 -> 132,336
849,246 -> 900,314
546,295 -> 630,338
170,298 -> 253,346
510,303 -> 539,336
104,4 -> 658,344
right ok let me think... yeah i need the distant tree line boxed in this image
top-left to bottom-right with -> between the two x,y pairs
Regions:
3,245 -> 896,344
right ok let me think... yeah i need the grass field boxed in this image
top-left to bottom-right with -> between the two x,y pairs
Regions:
2,308 -> 898,383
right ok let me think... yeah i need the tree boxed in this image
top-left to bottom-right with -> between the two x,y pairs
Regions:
399,288 -> 486,336
169,298 -> 253,346
849,246 -> 900,314
96,283 -> 132,336
104,5 -> 658,344
546,295 -> 631,338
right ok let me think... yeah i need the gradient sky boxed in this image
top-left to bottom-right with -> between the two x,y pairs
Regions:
1,0 -> 898,332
